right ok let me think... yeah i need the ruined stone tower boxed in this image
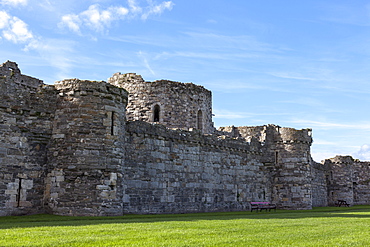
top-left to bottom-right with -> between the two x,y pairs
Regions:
45,79 -> 128,216
108,73 -> 214,134
271,127 -> 313,210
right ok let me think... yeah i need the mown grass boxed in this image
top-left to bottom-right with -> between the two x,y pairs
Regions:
1,206 -> 370,246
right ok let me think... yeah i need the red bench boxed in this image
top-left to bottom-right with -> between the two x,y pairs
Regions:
250,202 -> 277,212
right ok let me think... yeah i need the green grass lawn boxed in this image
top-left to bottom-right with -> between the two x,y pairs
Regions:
1,206 -> 370,246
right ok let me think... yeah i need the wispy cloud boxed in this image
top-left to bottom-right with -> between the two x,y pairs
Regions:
138,51 -> 155,75
207,19 -> 218,24
213,109 -> 248,119
141,1 -> 174,20
174,31 -> 283,55
59,1 -> 174,34
110,31 -> 280,54
207,78 -> 295,93
0,0 -> 27,7
269,71 -> 319,81
319,3 -> 370,26
291,119 -> 370,131
279,97 -> 327,109
213,109 -> 290,120
59,4 -> 129,34
25,38 -> 77,81
0,7 -> 79,81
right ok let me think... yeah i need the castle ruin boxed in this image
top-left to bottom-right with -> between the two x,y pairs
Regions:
1,60 -> 370,216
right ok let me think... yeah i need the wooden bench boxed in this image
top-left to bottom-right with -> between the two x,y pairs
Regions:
250,202 -> 277,212
335,200 -> 350,207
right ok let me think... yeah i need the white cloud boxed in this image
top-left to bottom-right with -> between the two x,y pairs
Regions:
353,144 -> 370,161
60,4 -> 129,33
61,14 -> 81,34
59,1 -> 173,34
3,17 -> 33,43
128,0 -> 142,14
141,1 -> 174,20
0,10 -> 11,29
1,0 -> 27,6
0,11 -> 33,43
0,9 -> 75,80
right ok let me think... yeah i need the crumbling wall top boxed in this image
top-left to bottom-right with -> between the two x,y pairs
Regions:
0,60 -> 43,88
324,155 -> 355,165
108,72 -> 145,87
218,124 -> 312,144
55,79 -> 128,102
278,127 -> 313,143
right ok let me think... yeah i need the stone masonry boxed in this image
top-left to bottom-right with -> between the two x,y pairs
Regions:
1,60 -> 370,216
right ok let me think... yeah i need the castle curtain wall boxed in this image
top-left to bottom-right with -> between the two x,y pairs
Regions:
353,161 -> 370,205
124,121 -> 272,214
311,162 -> 329,207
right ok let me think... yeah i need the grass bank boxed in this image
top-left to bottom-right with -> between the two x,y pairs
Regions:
1,206 -> 370,246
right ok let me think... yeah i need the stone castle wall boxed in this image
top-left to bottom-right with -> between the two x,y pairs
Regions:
108,73 -> 214,134
124,121 -> 271,214
0,61 -> 56,216
2,60 -> 370,216
45,79 -> 128,216
353,161 -> 370,205
311,162 -> 329,207
323,156 -> 370,206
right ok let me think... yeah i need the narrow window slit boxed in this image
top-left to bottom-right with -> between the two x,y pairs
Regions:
275,151 -> 279,164
197,110 -> 203,130
111,111 -> 115,135
16,178 -> 22,208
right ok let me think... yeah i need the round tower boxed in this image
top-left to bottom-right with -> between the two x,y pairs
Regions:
271,127 -> 313,210
108,73 -> 214,134
46,79 -> 128,216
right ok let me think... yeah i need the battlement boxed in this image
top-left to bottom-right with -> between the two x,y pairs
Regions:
278,127 -> 312,144
127,120 -> 262,154
218,125 -> 313,144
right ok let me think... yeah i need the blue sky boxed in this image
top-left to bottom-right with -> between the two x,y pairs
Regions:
1,0 -> 370,162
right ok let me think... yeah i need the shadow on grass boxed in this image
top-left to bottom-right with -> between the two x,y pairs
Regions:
1,205 -> 370,230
